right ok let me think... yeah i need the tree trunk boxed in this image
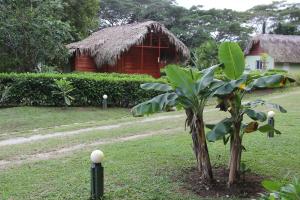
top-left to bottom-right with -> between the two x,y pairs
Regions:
228,123 -> 242,187
197,117 -> 213,181
185,109 -> 213,182
228,136 -> 234,169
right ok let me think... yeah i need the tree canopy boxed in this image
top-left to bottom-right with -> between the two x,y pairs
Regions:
0,0 -> 299,72
0,0 -> 100,72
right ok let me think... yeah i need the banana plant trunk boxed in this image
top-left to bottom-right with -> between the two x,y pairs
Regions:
186,109 -> 213,182
197,117 -> 213,181
228,122 -> 242,186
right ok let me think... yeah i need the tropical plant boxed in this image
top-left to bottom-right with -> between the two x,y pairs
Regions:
132,64 -> 222,182
261,177 -> 300,200
206,42 -> 294,186
52,79 -> 75,106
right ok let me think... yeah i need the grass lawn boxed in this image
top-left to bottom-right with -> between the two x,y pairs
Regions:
0,87 -> 299,199
0,107 -> 131,139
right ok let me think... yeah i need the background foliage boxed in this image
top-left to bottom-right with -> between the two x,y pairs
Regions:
0,0 -> 100,72
0,0 -> 299,72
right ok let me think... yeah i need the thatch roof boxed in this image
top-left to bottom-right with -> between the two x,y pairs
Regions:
245,34 -> 300,63
67,21 -> 190,67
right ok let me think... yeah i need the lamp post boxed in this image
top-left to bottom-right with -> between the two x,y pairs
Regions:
90,150 -> 104,200
102,95 -> 108,109
267,111 -> 275,138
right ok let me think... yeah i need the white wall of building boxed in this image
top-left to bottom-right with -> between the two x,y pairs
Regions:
245,55 -> 274,71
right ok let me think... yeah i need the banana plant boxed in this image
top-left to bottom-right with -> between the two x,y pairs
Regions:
132,65 -> 222,182
261,177 -> 300,200
52,78 -> 75,107
206,42 -> 295,187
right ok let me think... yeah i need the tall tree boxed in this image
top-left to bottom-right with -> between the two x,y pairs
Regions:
191,40 -> 219,70
63,0 -> 100,41
197,8 -> 252,45
247,1 -> 300,35
273,22 -> 299,35
99,0 -> 176,28
0,0 -> 72,71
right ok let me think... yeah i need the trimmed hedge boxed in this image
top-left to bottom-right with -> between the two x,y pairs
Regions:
0,69 -> 293,108
0,72 -> 164,107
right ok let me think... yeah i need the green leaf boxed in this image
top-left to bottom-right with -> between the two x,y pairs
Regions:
165,65 -> 196,97
206,118 -> 233,142
262,180 -> 282,192
206,123 -> 216,130
218,42 -> 245,79
141,82 -> 173,92
258,124 -> 282,135
213,75 -> 248,96
244,99 -> 287,113
196,64 -> 221,92
131,92 -> 178,117
246,75 -> 284,90
244,109 -> 267,122
64,96 -> 71,106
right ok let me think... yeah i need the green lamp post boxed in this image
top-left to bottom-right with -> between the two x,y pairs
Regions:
90,150 -> 104,200
267,111 -> 275,138
102,95 -> 108,109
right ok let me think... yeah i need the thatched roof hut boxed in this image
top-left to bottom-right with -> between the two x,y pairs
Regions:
67,21 -> 190,68
245,34 -> 300,63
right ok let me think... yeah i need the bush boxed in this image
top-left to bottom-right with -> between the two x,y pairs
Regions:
0,72 -> 163,107
266,69 -> 288,74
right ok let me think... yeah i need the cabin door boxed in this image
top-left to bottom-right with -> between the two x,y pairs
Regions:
142,48 -> 160,78
123,47 -> 160,78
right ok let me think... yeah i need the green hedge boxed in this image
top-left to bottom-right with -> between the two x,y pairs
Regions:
0,69 -> 293,108
0,72 -> 164,107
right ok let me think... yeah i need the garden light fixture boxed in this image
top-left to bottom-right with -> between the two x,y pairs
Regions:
267,111 -> 275,138
267,111 -> 275,118
102,94 -> 108,109
90,150 -> 104,200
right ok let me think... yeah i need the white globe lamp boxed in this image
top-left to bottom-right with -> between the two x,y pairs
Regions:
268,111 -> 275,118
90,150 -> 104,164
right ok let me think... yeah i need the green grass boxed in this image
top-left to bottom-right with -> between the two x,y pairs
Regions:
0,87 -> 299,199
0,107 -> 130,136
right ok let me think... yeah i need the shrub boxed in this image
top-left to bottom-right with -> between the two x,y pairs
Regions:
52,78 -> 75,106
261,177 -> 300,200
0,72 -> 163,107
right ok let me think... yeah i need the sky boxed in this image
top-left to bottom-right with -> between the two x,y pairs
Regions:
176,0 -> 300,11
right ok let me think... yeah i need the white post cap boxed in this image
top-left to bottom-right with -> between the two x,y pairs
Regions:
90,150 -> 104,163
268,111 -> 275,118
103,94 -> 108,99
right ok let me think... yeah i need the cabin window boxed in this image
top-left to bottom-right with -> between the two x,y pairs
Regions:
256,60 -> 263,70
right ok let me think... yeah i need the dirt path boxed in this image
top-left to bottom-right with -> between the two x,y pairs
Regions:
0,128 -> 181,170
0,114 -> 186,147
0,89 -> 299,169
1,90 -> 299,147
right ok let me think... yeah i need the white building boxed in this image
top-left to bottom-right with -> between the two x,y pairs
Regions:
244,34 -> 300,72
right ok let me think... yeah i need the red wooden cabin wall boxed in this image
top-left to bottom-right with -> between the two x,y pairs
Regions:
74,55 -> 97,72
73,32 -> 179,78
